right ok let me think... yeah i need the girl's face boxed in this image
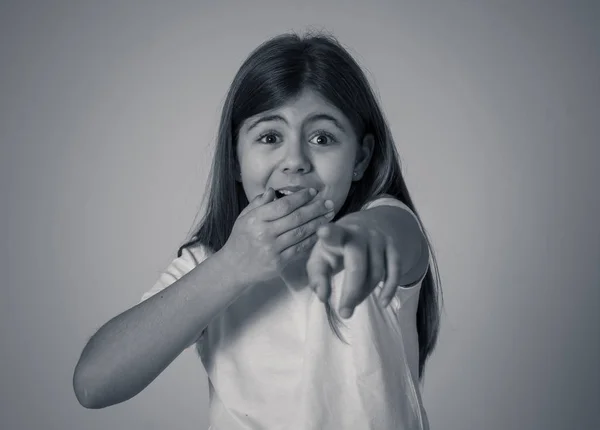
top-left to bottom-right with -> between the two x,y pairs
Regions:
235,88 -> 373,215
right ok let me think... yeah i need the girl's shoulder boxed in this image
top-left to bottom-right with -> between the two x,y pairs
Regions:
361,193 -> 411,212
180,236 -> 212,265
140,237 -> 211,303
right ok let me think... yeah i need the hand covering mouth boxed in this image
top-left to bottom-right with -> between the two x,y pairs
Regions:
273,186 -> 306,199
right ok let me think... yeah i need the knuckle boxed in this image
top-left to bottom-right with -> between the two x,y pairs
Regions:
296,239 -> 308,253
297,236 -> 316,253
278,199 -> 292,212
255,228 -> 268,241
294,225 -> 306,238
292,210 -> 303,224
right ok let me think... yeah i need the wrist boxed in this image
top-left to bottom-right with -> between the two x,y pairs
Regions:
214,245 -> 254,287
215,244 -> 275,287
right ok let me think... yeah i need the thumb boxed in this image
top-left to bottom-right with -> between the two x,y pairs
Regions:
317,224 -> 348,252
240,188 -> 275,217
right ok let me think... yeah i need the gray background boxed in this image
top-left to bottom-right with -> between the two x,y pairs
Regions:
1,1 -> 599,429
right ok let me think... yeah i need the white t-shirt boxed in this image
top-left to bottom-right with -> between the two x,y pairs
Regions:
141,196 -> 430,430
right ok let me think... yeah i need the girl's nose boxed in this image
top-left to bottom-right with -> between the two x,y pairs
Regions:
280,140 -> 312,174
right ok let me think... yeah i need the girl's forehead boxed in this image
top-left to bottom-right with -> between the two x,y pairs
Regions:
279,89 -> 336,111
245,89 -> 351,128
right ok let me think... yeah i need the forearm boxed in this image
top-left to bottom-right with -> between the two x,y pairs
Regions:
337,206 -> 428,286
73,248 -> 250,409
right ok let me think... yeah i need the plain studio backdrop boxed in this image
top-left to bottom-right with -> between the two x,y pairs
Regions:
1,1 -> 599,429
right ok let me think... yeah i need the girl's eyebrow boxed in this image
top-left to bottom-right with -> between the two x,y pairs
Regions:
246,113 -> 347,133
247,114 -> 286,131
306,113 -> 347,133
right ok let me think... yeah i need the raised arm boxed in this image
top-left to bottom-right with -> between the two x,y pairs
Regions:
72,247 -> 248,409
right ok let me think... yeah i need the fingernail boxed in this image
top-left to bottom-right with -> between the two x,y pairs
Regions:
324,200 -> 334,210
340,307 -> 353,319
309,188 -> 317,196
325,211 -> 335,218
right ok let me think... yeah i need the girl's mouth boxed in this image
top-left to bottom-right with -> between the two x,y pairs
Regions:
274,189 -> 293,199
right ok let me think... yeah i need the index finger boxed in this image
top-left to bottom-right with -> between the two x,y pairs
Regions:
306,248 -> 334,302
317,224 -> 348,250
239,188 -> 275,217
338,243 -> 369,319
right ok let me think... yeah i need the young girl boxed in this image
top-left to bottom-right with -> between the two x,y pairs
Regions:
73,32 -> 441,430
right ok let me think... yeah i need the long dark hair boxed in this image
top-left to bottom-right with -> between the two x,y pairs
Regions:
178,31 -> 442,380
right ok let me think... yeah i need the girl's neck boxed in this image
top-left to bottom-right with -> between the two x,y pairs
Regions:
279,254 -> 311,291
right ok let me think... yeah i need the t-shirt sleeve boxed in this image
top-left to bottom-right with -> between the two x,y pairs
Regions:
140,242 -> 210,350
361,195 -> 429,311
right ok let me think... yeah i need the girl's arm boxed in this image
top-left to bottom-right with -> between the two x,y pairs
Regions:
73,247 -> 248,409
337,205 -> 429,287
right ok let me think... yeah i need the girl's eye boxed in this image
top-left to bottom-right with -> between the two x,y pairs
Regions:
309,131 -> 337,145
257,132 -> 282,145
257,130 -> 337,145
